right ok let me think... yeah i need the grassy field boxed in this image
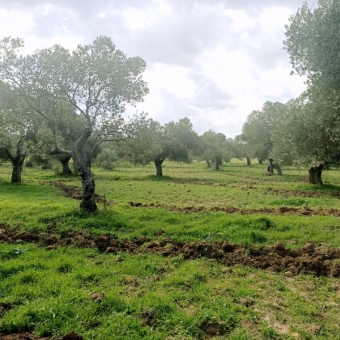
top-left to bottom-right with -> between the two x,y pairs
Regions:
0,160 -> 340,339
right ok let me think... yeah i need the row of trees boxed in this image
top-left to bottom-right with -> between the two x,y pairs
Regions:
1,0 -> 339,211
0,37 -> 246,213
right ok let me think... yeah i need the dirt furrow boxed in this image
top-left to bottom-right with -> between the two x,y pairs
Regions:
1,224 -> 340,278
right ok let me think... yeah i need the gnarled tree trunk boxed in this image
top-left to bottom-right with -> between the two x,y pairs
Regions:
5,149 -> 25,183
154,159 -> 163,176
74,155 -> 97,212
71,127 -> 97,213
59,155 -> 73,175
267,158 -> 274,173
206,160 -> 211,168
246,156 -> 251,166
276,163 -> 283,176
215,156 -> 222,170
309,164 -> 324,185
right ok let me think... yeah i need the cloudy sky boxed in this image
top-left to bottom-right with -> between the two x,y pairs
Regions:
0,0 -> 315,137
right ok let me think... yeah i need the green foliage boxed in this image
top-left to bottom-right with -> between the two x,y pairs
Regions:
200,130 -> 229,169
126,117 -> 201,175
241,101 -> 286,164
95,146 -> 118,170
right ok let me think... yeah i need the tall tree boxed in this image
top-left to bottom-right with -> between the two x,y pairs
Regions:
284,0 -> 340,93
0,36 -> 149,212
272,90 -> 340,184
284,0 -> 340,183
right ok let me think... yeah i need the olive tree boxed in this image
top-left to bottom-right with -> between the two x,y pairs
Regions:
283,0 -> 340,183
241,101 -> 286,170
0,81 -> 42,182
272,91 -> 340,184
200,130 -> 228,170
127,117 -> 201,176
0,36 -> 149,212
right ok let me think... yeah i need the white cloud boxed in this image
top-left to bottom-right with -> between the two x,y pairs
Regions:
0,0 -> 308,137
222,9 -> 255,32
0,9 -> 35,36
123,0 -> 171,31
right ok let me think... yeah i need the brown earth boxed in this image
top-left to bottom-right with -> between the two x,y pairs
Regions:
263,187 -> 340,198
43,181 -> 107,204
0,331 -> 83,340
1,223 -> 340,278
130,201 -> 340,217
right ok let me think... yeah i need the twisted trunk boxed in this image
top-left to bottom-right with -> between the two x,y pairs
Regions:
72,126 -> 97,213
154,159 -> 163,176
276,163 -> 283,176
215,156 -> 222,170
246,156 -> 251,166
5,148 -> 25,183
267,158 -> 274,173
309,164 -> 324,185
60,155 -> 73,175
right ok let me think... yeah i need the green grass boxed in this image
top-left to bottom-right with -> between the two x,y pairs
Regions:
1,160 -> 340,339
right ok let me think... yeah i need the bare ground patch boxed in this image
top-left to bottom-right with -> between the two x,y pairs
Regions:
1,224 -> 340,278
43,181 -> 107,204
0,331 -> 83,340
129,201 -> 340,217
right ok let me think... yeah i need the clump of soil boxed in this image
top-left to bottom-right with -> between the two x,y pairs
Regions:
0,331 -> 83,340
200,318 -> 230,336
1,224 -> 340,278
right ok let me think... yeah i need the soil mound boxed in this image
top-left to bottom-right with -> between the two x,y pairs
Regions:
1,224 -> 340,277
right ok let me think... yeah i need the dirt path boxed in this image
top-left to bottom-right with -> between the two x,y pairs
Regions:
1,223 -> 340,278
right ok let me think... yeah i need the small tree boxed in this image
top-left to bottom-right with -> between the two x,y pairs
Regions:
0,81 -> 42,182
201,130 -> 228,170
127,117 -> 201,176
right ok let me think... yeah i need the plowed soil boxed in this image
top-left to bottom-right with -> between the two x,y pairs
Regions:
0,331 -> 83,340
46,181 -> 340,217
1,223 -> 340,278
129,201 -> 340,216
44,181 -> 107,204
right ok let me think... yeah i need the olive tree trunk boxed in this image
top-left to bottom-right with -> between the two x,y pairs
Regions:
4,149 -> 25,183
60,155 -> 73,175
215,156 -> 222,170
206,160 -> 211,168
267,158 -> 274,173
71,128 -> 97,213
154,159 -> 163,176
309,164 -> 324,185
276,163 -> 283,176
246,156 -> 251,166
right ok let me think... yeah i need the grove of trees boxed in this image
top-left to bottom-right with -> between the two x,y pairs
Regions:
1,0 -> 339,210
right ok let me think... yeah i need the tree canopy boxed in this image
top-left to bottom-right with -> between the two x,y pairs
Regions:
0,36 -> 149,211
